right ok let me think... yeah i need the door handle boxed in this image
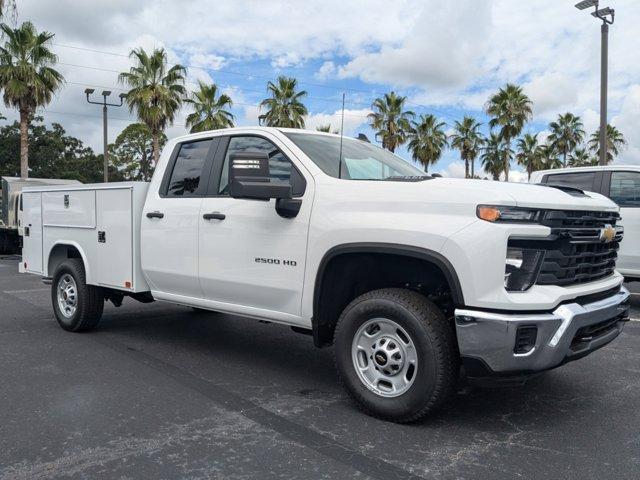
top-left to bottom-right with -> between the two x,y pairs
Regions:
146,211 -> 164,219
203,212 -> 226,221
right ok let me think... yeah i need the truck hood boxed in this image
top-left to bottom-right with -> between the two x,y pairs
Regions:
428,178 -> 618,211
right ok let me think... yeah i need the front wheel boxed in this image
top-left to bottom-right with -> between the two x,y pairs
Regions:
52,259 -> 104,332
333,288 -> 458,423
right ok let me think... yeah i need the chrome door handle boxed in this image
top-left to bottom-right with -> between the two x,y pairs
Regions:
203,212 -> 226,220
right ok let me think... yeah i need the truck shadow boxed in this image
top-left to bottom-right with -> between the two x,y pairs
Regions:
96,303 -> 623,432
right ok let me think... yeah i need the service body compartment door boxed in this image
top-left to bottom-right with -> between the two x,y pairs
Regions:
96,188 -> 133,289
22,192 -> 43,274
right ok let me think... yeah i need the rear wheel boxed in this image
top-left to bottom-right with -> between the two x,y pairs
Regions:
52,259 -> 104,332
333,288 -> 458,423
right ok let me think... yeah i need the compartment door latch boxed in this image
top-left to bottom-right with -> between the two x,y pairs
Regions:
98,231 -> 106,243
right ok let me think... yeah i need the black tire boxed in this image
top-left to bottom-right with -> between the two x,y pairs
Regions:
333,288 -> 458,423
51,259 -> 104,332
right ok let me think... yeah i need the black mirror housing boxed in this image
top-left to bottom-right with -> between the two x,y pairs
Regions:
229,152 -> 292,200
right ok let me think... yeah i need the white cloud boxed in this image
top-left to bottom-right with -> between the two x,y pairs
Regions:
315,61 -> 336,80
304,109 -> 371,136
524,72 -> 577,120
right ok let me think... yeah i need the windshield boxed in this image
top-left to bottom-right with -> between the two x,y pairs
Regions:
284,133 -> 425,180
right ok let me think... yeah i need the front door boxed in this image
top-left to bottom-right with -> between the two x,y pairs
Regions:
198,134 -> 313,322
141,137 -> 219,298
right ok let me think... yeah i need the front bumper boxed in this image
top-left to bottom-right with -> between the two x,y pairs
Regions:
455,286 -> 630,380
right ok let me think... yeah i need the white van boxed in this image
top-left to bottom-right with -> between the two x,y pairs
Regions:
530,166 -> 640,281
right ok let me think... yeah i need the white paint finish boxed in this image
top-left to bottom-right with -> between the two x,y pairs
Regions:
20,127 -> 629,328
618,205 -> 640,278
95,188 -> 133,289
42,190 -> 96,228
21,192 -> 43,274
141,194 -> 202,298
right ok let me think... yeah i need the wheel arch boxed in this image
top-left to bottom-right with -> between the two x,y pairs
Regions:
47,242 -> 91,282
312,242 -> 464,347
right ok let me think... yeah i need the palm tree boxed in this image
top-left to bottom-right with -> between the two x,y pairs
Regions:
449,116 -> 484,178
258,76 -> 308,128
536,143 -> 561,170
515,134 -> 541,181
547,113 -> 585,167
588,124 -> 627,164
119,47 -> 186,165
485,83 -> 533,181
0,0 -> 16,19
406,114 -> 448,173
184,81 -> 234,133
0,22 -> 64,179
368,91 -> 414,152
568,147 -> 596,167
481,133 -> 510,181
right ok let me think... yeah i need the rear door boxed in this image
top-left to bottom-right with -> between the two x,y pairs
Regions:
141,137 -> 219,298
197,134 -> 312,320
607,171 -> 640,276
22,192 -> 43,274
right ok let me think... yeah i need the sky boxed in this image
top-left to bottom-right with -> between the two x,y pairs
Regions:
2,0 -> 639,181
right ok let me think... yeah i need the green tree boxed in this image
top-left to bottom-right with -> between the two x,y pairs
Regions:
258,76 -> 308,128
0,21 -> 64,179
547,112 -> 585,167
536,143 -> 561,170
368,91 -> 414,152
109,123 -> 166,181
568,147 -> 596,167
119,47 -> 186,165
481,133 -> 510,181
588,124 -> 627,164
406,114 -> 448,173
449,116 -> 484,178
515,133 -> 541,180
184,81 -> 234,133
485,83 -> 532,181
0,117 -> 108,182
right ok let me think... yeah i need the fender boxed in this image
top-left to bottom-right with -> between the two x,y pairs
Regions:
312,242 -> 465,346
46,241 -> 92,283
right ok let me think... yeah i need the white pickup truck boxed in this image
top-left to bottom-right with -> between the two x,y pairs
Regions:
20,127 -> 631,422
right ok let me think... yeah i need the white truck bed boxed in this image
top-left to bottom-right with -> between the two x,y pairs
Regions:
21,182 -> 150,293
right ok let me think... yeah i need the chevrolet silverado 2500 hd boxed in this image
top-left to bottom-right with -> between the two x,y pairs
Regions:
20,127 -> 631,423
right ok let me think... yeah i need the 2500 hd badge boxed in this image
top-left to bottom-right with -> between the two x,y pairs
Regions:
255,257 -> 297,266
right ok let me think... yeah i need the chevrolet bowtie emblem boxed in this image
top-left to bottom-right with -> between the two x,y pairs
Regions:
599,224 -> 616,243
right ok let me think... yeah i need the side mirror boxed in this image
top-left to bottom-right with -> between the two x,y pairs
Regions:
228,152 -> 292,200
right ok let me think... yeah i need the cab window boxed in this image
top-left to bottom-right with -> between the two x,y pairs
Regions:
544,172 -> 596,191
218,136 -> 305,196
164,139 -> 213,197
609,171 -> 640,207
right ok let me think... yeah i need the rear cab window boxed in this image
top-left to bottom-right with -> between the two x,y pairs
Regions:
543,172 -> 597,191
161,139 -> 216,197
609,171 -> 640,207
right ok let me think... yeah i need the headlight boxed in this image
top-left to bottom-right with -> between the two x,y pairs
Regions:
477,205 -> 542,223
504,247 -> 544,291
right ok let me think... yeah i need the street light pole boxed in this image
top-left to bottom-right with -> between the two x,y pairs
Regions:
575,0 -> 615,166
85,89 -> 125,182
599,21 -> 608,166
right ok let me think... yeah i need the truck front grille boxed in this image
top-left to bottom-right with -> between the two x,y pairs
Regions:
511,210 -> 622,287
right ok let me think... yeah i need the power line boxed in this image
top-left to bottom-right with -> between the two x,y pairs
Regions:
52,42 -> 463,119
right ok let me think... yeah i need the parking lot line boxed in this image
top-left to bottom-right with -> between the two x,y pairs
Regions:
2,288 -> 50,294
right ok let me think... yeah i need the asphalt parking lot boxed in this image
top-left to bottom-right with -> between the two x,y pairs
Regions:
1,255 -> 639,480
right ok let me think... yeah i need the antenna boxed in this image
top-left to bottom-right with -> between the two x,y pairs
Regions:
338,92 -> 345,179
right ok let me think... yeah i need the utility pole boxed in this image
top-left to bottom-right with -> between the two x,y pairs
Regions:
575,0 -> 615,166
85,89 -> 125,182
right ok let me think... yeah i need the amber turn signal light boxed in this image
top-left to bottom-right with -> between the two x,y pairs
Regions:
477,206 -> 501,222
